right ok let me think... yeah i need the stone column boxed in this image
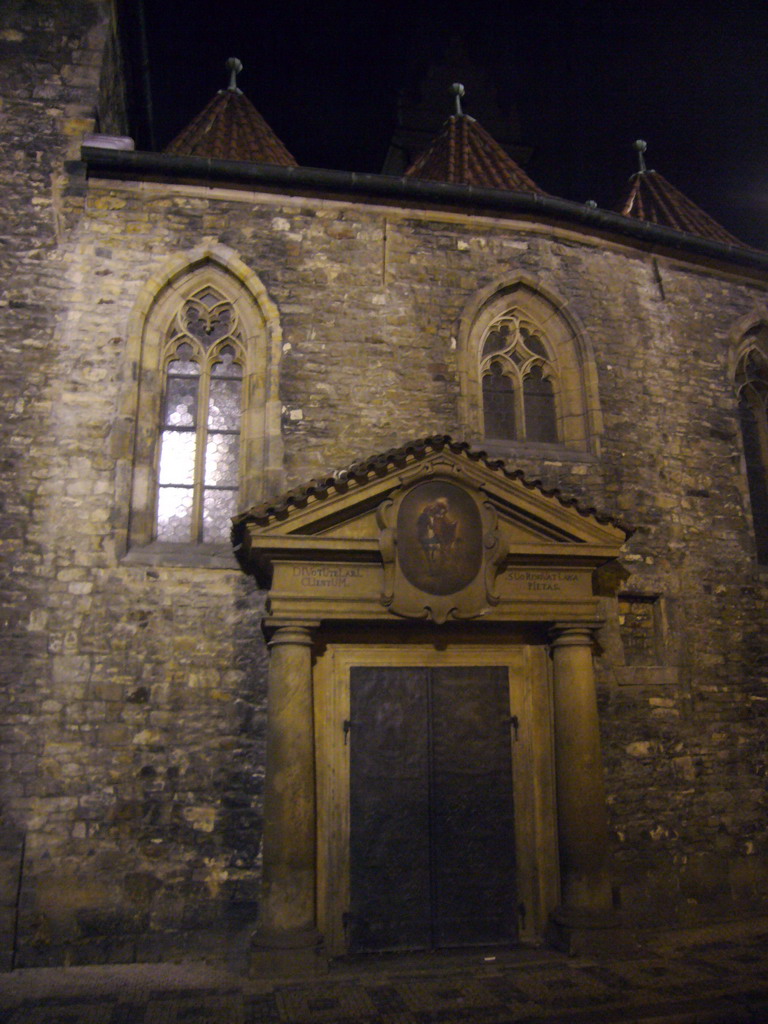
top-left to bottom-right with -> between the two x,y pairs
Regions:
253,622 -> 322,970
548,623 -> 614,948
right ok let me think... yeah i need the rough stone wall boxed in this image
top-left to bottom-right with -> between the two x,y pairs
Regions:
14,569 -> 267,966
2,5 -> 767,967
0,0 -> 113,969
6,172 -> 763,964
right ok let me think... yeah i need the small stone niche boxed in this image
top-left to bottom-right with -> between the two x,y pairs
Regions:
618,593 -> 662,666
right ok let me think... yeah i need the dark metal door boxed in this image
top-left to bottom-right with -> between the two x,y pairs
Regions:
349,665 -> 517,952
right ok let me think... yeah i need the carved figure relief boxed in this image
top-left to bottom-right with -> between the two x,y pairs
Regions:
398,481 -> 482,595
379,473 -> 505,623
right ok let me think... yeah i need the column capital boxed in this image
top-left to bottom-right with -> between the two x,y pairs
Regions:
549,622 -> 602,648
266,621 -> 320,648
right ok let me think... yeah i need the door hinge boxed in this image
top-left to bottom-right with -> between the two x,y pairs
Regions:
505,714 -> 519,740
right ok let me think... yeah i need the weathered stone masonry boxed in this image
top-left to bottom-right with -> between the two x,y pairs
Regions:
1,2 -> 768,967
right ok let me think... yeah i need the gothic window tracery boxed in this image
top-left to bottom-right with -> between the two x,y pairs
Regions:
480,313 -> 558,443
457,278 -> 602,456
157,287 -> 244,542
735,345 -> 768,563
124,249 -> 284,557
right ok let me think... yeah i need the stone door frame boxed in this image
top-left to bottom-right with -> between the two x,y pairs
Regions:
233,441 -> 628,966
314,633 -> 560,956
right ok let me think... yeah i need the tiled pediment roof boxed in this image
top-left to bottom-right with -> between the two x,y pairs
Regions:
232,435 -> 621,531
165,88 -> 297,166
404,115 -> 545,194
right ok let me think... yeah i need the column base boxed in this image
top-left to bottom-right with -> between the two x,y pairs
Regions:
250,926 -> 327,977
546,906 -> 631,956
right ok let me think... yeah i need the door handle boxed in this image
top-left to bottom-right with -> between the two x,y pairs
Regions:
505,714 -> 519,740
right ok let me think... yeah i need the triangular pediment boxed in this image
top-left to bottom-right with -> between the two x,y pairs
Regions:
232,438 -> 627,575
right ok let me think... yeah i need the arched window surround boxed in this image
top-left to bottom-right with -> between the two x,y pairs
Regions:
457,275 -> 603,455
731,317 -> 768,565
119,245 -> 283,555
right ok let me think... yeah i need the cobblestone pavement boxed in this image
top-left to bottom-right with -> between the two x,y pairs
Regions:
2,921 -> 768,1024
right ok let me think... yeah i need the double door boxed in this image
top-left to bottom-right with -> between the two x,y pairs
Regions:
314,641 -> 559,956
348,665 -> 517,952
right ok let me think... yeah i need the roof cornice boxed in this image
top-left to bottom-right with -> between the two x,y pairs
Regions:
80,146 -> 768,275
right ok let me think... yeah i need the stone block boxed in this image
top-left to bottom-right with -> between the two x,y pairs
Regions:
680,852 -> 729,901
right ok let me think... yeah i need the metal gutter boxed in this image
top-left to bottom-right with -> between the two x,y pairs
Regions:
80,146 -> 768,273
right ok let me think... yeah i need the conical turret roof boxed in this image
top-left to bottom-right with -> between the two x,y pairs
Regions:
404,84 -> 544,194
618,140 -> 740,246
164,59 -> 297,167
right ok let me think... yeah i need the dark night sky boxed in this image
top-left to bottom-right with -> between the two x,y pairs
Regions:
142,1 -> 768,248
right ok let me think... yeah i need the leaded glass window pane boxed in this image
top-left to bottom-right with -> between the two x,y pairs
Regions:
204,433 -> 239,488
203,488 -> 238,543
208,377 -> 242,431
211,345 -> 241,378
523,366 -> 558,443
156,486 -> 195,541
737,350 -> 768,564
521,329 -> 547,359
158,431 -> 197,486
166,342 -> 200,376
155,291 -> 244,543
163,376 -> 199,429
482,326 -> 509,357
181,290 -> 237,349
483,363 -> 516,440
480,310 -> 559,444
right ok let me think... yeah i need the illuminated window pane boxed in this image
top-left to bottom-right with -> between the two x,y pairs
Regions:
208,377 -> 242,430
155,290 -> 244,544
211,345 -> 242,378
158,431 -> 197,486
204,433 -> 239,488
156,486 -> 194,541
166,343 -> 200,376
203,488 -> 238,542
164,375 -> 199,428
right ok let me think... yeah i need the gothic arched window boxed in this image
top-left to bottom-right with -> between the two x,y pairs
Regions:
457,278 -> 602,456
480,313 -> 558,443
123,248 -> 284,557
157,286 -> 244,543
736,347 -> 768,563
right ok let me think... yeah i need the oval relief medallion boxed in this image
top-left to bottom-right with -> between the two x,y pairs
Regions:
396,481 -> 483,596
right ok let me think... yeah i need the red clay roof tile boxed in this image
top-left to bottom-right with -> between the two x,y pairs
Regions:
404,115 -> 545,194
619,169 -> 741,246
164,88 -> 297,166
232,435 -> 624,535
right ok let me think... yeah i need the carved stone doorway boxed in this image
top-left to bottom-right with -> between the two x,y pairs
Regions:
313,637 -> 559,957
233,438 -> 628,967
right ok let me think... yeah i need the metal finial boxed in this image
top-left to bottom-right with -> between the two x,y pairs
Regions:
634,139 -> 648,174
451,82 -> 466,117
226,57 -> 243,93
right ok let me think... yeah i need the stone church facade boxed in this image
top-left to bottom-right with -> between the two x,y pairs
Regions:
2,0 -> 768,970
